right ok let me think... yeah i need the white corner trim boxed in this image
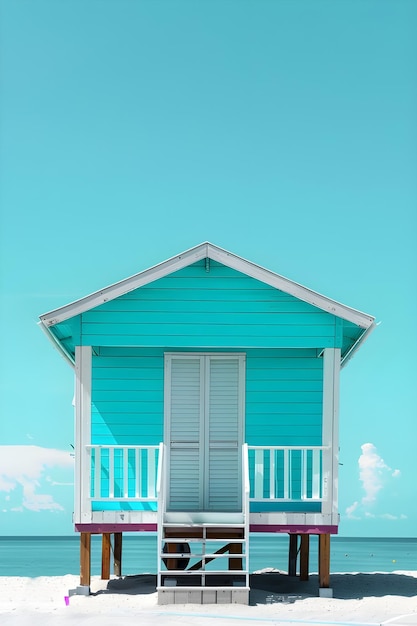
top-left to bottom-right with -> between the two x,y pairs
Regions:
74,346 -> 92,524
321,348 -> 340,518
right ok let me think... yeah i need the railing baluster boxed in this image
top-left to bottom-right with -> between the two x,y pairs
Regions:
135,448 -> 140,498
254,449 -> 263,499
123,447 -> 129,498
269,449 -> 275,499
312,448 -> 320,499
148,448 -> 155,499
109,448 -> 114,499
94,447 -> 101,499
301,449 -> 307,500
283,449 -> 289,500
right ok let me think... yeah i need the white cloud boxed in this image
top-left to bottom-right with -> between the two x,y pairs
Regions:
0,445 -> 74,513
345,501 -> 360,519
359,443 -> 390,505
344,443 -> 403,522
358,443 -> 400,505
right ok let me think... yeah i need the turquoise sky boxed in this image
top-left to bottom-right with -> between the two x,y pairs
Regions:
1,0 -> 416,538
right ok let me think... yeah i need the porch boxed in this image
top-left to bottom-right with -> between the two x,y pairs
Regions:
74,442 -> 336,601
77,442 -> 335,529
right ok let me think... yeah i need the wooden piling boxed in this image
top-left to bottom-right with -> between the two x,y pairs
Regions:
319,533 -> 331,588
113,532 -> 122,577
80,532 -> 91,587
101,533 -> 111,580
300,534 -> 310,581
288,534 -> 298,577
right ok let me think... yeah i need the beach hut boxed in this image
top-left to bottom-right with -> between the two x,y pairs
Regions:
39,242 -> 375,603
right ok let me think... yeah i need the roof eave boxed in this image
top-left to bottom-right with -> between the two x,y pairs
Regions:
39,241 -> 375,332
340,321 -> 377,368
39,242 -> 211,327
38,321 -> 75,368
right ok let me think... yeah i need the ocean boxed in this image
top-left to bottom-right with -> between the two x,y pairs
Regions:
0,535 -> 415,578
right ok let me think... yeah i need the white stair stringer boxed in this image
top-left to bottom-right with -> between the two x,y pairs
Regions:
157,519 -> 249,605
156,444 -> 251,604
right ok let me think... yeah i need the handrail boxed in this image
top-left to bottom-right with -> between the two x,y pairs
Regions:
242,443 -> 250,496
86,444 -> 159,449
248,445 -> 328,450
156,442 -> 164,498
156,442 -> 165,590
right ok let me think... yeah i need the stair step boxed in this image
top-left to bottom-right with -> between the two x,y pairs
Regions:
162,522 -> 246,528
159,536 -> 246,544
163,528 -> 245,540
158,569 -> 249,578
164,512 -> 245,525
160,552 -> 246,558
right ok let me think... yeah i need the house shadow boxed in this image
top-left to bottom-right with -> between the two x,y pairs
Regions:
91,574 -> 157,596
250,572 -> 417,605
91,571 -> 416,604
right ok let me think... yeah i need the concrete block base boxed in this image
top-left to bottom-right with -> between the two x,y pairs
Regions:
158,588 -> 249,605
319,587 -> 333,598
68,585 -> 90,597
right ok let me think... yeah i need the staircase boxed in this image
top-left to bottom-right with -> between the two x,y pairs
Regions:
156,445 -> 250,604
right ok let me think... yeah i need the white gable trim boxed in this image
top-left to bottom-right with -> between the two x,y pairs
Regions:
39,242 -> 375,331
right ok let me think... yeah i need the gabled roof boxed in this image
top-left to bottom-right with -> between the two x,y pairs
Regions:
39,242 -> 375,365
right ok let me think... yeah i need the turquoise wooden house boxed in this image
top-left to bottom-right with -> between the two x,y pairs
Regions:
39,242 -> 375,603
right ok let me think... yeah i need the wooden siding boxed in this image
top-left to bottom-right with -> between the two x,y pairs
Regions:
79,261 -> 342,349
91,348 -> 164,446
245,349 -> 323,446
90,347 -> 322,512
91,347 -> 322,448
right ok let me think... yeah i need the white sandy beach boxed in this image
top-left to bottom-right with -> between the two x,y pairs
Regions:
0,571 -> 416,626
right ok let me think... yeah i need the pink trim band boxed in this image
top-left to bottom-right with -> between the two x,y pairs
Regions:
74,523 -> 337,534
75,523 -> 157,533
250,524 -> 338,534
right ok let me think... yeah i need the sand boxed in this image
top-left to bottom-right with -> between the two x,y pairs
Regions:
0,571 -> 416,626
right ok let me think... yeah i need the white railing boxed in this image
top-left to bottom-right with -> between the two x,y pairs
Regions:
85,443 -> 326,506
242,443 -> 250,587
247,446 -> 327,502
87,445 -> 160,501
156,443 -> 165,590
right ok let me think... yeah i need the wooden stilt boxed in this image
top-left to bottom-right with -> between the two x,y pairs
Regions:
113,532 -> 122,577
80,532 -> 91,587
101,533 -> 111,580
288,534 -> 298,577
229,542 -> 243,570
319,533 -> 331,588
300,534 -> 310,581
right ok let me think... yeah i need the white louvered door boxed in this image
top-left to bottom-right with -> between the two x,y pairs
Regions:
165,354 -> 244,512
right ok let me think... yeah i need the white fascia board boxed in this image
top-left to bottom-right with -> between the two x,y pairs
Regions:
340,321 -> 376,368
39,241 -> 375,333
37,321 -> 75,368
207,244 -> 375,330
39,243 -> 210,326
